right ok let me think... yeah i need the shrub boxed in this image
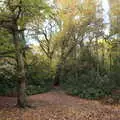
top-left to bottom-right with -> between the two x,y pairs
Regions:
26,59 -> 55,95
0,71 -> 17,96
61,61 -> 117,99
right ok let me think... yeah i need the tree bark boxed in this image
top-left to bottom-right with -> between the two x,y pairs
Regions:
54,62 -> 62,86
13,31 -> 27,108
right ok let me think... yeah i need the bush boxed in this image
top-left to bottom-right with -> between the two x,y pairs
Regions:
26,59 -> 55,95
0,71 -> 17,96
61,61 -> 117,99
0,57 -> 55,96
78,88 -> 105,99
26,85 -> 50,95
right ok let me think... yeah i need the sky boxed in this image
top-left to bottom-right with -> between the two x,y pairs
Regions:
101,0 -> 110,34
102,0 -> 110,23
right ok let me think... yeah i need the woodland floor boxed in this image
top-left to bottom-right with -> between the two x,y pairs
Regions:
0,88 -> 120,120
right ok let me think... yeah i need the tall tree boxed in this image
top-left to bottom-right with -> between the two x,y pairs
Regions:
53,0 -> 102,84
0,0 -> 50,107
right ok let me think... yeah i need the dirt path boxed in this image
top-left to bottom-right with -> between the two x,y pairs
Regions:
0,90 -> 120,120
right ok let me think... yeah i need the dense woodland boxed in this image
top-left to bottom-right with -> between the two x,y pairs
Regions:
0,0 -> 120,108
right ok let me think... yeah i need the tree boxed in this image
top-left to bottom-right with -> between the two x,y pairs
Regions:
53,0 -> 103,85
28,16 -> 59,65
0,0 -> 50,107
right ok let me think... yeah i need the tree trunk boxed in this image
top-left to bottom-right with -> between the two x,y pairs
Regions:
54,56 -> 65,86
54,46 -> 65,86
13,31 -> 27,108
54,62 -> 62,86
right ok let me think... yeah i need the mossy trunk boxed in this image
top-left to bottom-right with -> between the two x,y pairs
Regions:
13,31 -> 27,108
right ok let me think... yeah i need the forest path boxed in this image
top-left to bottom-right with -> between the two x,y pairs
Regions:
0,89 -> 120,120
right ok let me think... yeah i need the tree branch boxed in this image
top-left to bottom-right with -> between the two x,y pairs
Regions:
0,55 -> 16,59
